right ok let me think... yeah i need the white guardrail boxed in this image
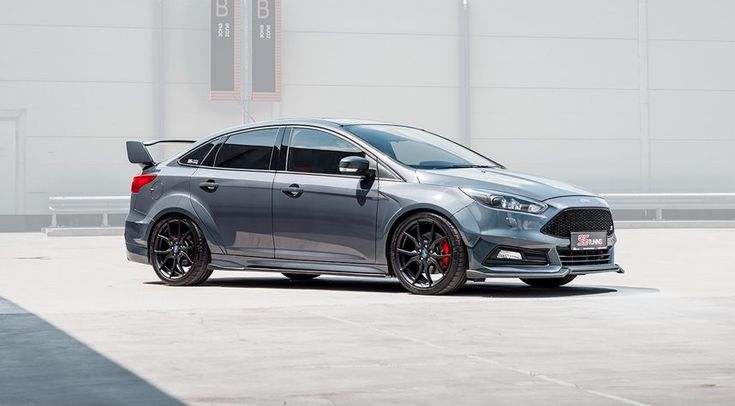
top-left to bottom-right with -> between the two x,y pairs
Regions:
601,193 -> 735,221
49,196 -> 130,228
46,193 -> 735,230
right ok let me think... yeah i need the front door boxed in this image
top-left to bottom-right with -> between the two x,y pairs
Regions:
190,127 -> 281,257
272,127 -> 379,263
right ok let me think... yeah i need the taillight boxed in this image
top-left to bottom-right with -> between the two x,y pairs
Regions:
131,174 -> 157,193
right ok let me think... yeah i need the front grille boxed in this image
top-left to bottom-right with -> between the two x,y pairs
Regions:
541,208 -> 614,238
558,248 -> 611,266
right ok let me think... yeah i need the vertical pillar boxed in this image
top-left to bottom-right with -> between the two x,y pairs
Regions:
459,0 -> 471,146
638,0 -> 651,192
16,111 -> 25,214
153,0 -> 165,139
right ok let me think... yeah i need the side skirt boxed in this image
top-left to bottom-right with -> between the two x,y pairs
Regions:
208,254 -> 391,278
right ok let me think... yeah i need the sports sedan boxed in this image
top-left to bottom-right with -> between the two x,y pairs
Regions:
125,118 -> 622,295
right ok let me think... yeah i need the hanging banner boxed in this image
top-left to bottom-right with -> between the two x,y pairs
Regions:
210,0 -> 241,100
251,0 -> 281,101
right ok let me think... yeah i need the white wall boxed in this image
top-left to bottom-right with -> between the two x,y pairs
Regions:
647,0 -> 735,192
0,0 -> 733,215
279,0 -> 461,137
469,0 -> 641,193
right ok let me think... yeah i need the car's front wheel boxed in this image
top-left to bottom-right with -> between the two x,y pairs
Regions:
150,216 -> 212,286
520,275 -> 576,288
390,212 -> 467,295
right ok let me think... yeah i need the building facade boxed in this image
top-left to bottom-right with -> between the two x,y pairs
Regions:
1,0 -> 733,218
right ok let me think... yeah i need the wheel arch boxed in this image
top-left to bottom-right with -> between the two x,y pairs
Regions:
383,206 -> 470,276
145,207 -> 223,256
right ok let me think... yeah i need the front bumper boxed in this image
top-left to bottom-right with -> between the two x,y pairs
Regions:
453,196 -> 623,280
467,263 -> 624,280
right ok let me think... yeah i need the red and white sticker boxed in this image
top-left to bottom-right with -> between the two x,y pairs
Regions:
571,231 -> 607,250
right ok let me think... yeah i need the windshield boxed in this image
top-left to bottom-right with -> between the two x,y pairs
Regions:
346,125 -> 501,169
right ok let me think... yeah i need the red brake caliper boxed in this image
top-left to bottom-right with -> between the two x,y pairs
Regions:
439,240 -> 451,270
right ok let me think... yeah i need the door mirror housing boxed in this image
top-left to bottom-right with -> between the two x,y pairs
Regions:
339,156 -> 373,178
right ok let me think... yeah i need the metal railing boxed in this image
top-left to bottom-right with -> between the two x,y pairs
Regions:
601,193 -> 735,221
49,196 -> 130,228
45,193 -> 735,232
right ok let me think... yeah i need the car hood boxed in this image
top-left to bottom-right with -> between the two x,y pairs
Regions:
416,168 -> 598,201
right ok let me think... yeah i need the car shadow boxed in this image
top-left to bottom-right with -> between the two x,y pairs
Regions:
0,297 -> 182,406
146,276 -> 658,299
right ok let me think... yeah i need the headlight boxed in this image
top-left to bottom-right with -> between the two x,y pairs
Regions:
460,188 -> 547,214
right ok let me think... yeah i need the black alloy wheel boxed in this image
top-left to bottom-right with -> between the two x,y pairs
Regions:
150,216 -> 212,286
390,212 -> 467,295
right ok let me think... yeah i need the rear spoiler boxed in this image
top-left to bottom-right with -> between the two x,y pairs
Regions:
126,139 -> 196,168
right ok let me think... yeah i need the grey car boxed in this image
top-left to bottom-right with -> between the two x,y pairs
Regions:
125,118 -> 622,295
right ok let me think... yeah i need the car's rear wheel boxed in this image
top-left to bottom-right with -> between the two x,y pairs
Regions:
282,273 -> 319,281
390,212 -> 467,295
520,275 -> 576,288
150,216 -> 212,286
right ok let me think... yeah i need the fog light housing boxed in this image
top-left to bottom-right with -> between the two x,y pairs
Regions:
484,246 -> 549,266
496,250 -> 523,261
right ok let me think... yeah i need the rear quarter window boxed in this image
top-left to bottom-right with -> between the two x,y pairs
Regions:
179,141 -> 216,166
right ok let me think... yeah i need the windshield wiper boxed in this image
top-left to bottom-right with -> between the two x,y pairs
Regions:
433,164 -> 497,169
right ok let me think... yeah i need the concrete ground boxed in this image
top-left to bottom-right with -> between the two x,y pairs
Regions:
0,229 -> 733,405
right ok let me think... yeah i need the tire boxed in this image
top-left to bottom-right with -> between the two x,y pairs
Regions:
390,212 -> 467,295
520,275 -> 576,288
149,216 -> 212,286
283,273 -> 319,281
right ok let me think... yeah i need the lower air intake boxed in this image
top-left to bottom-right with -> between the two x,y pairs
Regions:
557,248 -> 611,266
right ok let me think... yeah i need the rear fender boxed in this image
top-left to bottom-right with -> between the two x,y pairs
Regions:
145,194 -> 226,255
187,192 -> 227,255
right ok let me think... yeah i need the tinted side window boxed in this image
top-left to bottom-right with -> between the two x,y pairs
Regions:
180,141 -> 215,166
287,129 -> 364,175
200,142 -> 221,167
214,128 -> 279,170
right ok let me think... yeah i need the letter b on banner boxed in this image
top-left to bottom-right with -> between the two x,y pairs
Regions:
216,0 -> 229,17
257,0 -> 270,19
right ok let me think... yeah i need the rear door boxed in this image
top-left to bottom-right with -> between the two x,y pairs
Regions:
190,127 -> 282,257
272,127 -> 379,263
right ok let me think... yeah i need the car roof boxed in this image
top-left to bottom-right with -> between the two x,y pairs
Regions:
318,118 -> 394,126
207,118 -> 409,136
259,117 -> 398,127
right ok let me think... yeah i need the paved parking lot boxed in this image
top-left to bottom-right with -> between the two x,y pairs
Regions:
1,229 -> 734,405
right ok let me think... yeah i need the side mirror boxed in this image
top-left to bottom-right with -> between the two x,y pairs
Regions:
339,156 -> 373,178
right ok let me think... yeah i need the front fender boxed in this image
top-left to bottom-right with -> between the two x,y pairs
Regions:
376,182 -> 474,264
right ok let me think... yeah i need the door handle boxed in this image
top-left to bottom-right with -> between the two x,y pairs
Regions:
199,179 -> 219,192
281,184 -> 303,198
